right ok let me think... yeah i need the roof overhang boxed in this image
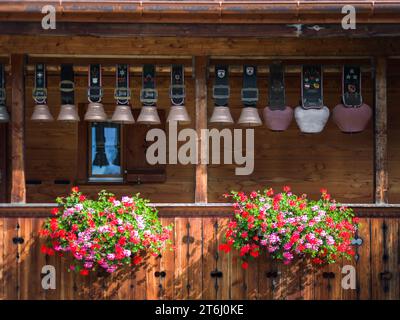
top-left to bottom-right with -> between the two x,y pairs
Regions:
0,1 -> 400,24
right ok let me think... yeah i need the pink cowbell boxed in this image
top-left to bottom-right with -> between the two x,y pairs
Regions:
263,106 -> 293,131
332,103 -> 372,133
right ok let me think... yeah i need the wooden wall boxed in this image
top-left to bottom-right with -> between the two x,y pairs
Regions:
24,72 -> 196,203
15,66 -> 376,204
207,71 -> 374,203
387,60 -> 400,203
0,215 -> 398,300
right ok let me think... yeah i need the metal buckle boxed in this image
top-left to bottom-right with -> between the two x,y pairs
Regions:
140,88 -> 158,104
114,88 -> 131,101
32,87 -> 47,104
241,87 -> 259,103
212,85 -> 230,99
59,80 -> 75,92
87,86 -> 103,103
169,84 -> 185,99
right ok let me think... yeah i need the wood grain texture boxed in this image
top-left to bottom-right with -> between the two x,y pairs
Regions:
194,56 -> 208,203
375,57 -> 388,204
1,36 -> 400,57
0,216 -> 399,300
10,54 -> 25,203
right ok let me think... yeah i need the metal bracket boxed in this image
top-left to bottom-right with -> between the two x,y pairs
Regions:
12,237 -> 24,244
210,270 -> 223,278
154,271 -> 166,278
351,237 -> 363,246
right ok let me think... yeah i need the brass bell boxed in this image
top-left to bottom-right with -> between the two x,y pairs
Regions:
238,107 -> 262,127
31,104 -> 54,122
84,102 -> 107,122
111,104 -> 135,124
209,106 -> 234,125
57,104 -> 80,122
137,106 -> 161,125
167,105 -> 191,125
0,105 -> 9,123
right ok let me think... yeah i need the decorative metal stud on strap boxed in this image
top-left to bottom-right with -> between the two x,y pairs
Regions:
84,64 -> 107,122
167,64 -> 190,124
0,64 -> 9,123
264,61 -> 293,131
332,65 -> 372,133
295,65 -> 329,133
238,65 -> 262,127
57,64 -> 79,122
137,64 -> 161,125
209,65 -> 234,125
31,63 -> 53,122
111,64 -> 135,124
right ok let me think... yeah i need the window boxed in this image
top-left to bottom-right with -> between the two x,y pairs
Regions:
76,104 -> 166,185
89,123 -> 122,182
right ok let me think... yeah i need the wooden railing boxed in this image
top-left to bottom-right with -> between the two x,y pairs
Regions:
0,203 -> 399,300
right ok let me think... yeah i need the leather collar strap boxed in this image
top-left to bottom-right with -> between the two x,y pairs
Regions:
269,62 -> 286,111
88,64 -> 103,103
0,64 -> 5,106
242,65 -> 259,107
301,65 -> 323,110
342,65 -> 362,108
140,64 -> 158,106
114,64 -> 130,105
32,63 -> 47,104
213,65 -> 230,106
170,64 -> 185,106
60,64 -> 75,105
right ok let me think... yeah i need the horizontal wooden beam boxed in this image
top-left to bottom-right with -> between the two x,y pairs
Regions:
0,1 -> 400,24
0,203 -> 400,218
1,36 -> 400,56
2,22 -> 400,38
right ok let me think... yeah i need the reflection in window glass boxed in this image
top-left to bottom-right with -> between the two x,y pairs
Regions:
91,123 -> 121,176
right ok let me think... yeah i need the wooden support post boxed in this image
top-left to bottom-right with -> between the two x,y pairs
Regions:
374,56 -> 388,204
10,54 -> 26,203
194,56 -> 208,203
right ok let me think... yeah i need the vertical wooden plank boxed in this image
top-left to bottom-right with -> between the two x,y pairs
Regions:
356,218 -> 371,300
300,259 -> 314,300
0,124 -> 7,202
246,255 -> 259,300
202,217 -> 217,300
231,247 -> 247,300
132,262 -> 147,300
370,218 -> 398,299
194,56 -> 208,203
0,218 -> 4,299
285,259 -> 302,300
10,54 -> 25,203
174,217 -> 187,299
146,254 -> 161,300
375,56 -> 388,204
313,264 -> 330,300
188,218 -> 202,299
160,217 -> 175,300
216,217 -> 231,300
271,260 -> 284,299
258,254 -> 273,300
3,218 -> 18,299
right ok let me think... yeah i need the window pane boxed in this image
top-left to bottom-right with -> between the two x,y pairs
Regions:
91,123 -> 121,176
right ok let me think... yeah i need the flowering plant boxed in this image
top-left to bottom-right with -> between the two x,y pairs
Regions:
39,187 -> 172,275
219,186 -> 359,269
